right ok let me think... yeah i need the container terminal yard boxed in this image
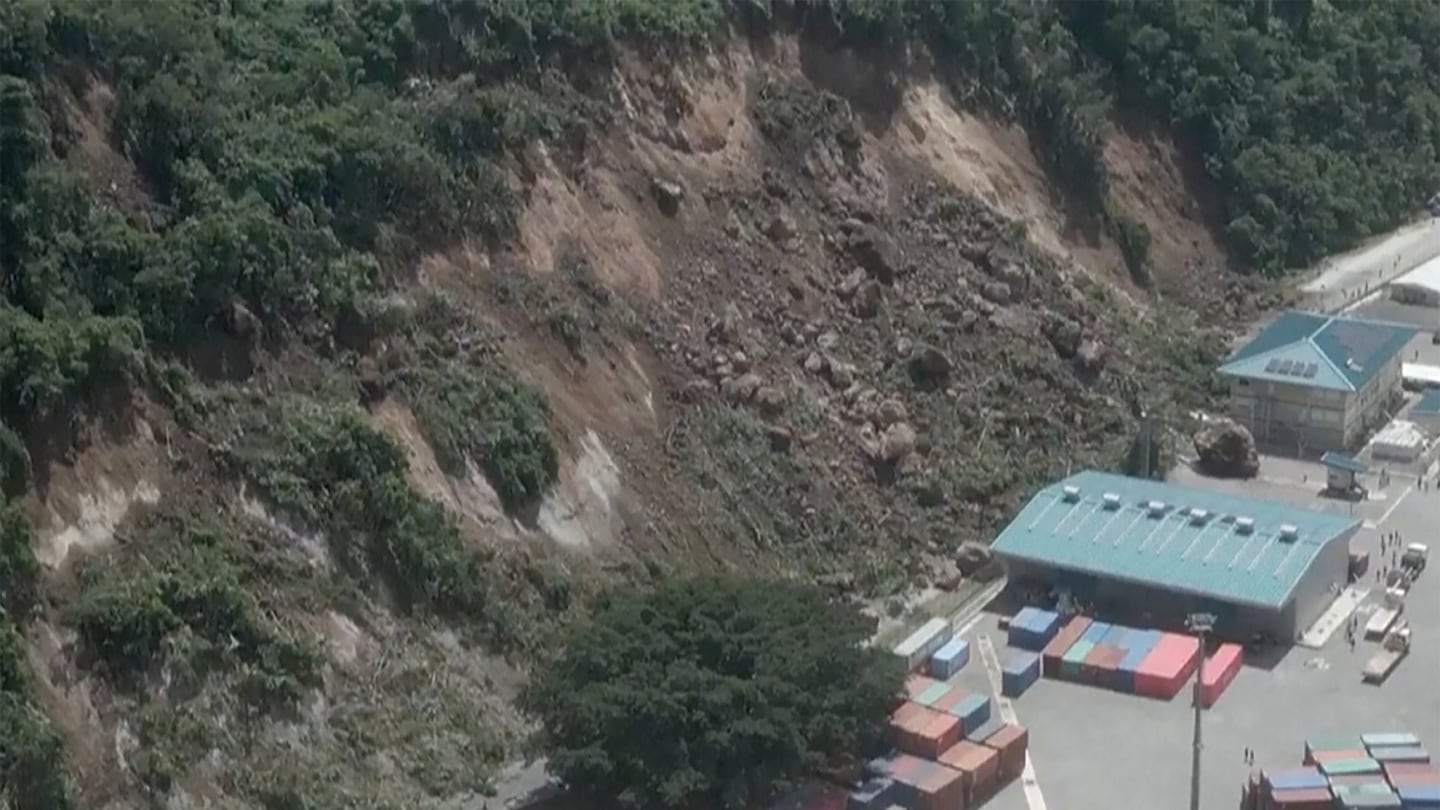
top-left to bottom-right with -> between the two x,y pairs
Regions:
800,449 -> 1440,810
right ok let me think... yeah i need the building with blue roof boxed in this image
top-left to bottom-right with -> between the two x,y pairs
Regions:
1220,311 -> 1415,453
1409,388 -> 1440,436
992,471 -> 1361,640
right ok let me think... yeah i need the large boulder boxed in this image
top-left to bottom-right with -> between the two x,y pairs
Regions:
1193,419 -> 1259,479
956,541 -> 997,578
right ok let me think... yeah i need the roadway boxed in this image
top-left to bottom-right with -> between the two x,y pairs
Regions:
1300,217 -> 1440,314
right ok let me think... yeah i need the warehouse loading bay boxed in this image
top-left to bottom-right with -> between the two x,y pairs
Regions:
964,456 -> 1440,810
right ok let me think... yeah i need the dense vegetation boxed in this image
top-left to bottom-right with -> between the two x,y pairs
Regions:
524,576 -> 903,809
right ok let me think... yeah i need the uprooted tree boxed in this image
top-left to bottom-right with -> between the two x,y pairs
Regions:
523,576 -> 905,809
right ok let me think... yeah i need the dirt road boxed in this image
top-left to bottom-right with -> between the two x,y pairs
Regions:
1301,217 -> 1440,313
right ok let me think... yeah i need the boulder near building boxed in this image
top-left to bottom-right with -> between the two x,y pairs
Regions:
1219,311 -> 1415,453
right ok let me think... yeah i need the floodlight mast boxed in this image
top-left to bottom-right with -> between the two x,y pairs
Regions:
1187,612 -> 1217,810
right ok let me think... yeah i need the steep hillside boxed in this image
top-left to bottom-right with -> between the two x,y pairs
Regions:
1,1 -> 1427,807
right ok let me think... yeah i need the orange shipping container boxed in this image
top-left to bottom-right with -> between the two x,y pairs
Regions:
1041,616 -> 1092,677
940,740 -> 1001,801
983,724 -> 1030,778
889,702 -> 939,755
913,712 -> 962,760
931,685 -> 970,716
1082,644 -> 1126,688
1311,748 -> 1367,763
914,762 -> 966,810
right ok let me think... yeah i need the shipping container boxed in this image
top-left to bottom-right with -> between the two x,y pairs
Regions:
932,685 -> 970,717
939,740 -> 1000,803
915,681 -> 954,708
1008,607 -> 1061,651
1042,616 -> 1092,677
1395,785 -> 1440,807
983,724 -> 1029,779
847,777 -> 899,810
913,712 -> 962,760
1199,642 -> 1244,708
1383,763 -> 1440,786
1001,651 -> 1042,698
1083,644 -> 1125,688
1079,621 -> 1111,645
894,618 -> 954,672
888,703 -> 943,756
1371,746 -> 1429,764
1271,786 -> 1335,810
905,674 -> 940,700
1133,633 -> 1200,700
1322,758 -> 1383,777
930,638 -> 971,680
1333,787 -> 1400,808
1027,609 -> 1062,645
1265,766 -> 1327,792
1334,782 -> 1400,797
882,754 -> 934,808
1315,749 -> 1372,764
1099,625 -> 1131,648
1329,774 -> 1390,789
1061,640 -> 1095,681
948,693 -> 991,735
1364,733 -> 1422,749
1307,736 -> 1364,763
913,763 -> 965,810
1115,630 -> 1162,694
965,717 -> 1004,745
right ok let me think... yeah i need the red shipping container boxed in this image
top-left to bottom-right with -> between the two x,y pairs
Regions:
1312,748 -> 1367,763
912,712 -> 962,760
889,702 -> 941,755
983,724 -> 1029,779
907,674 -> 940,700
940,740 -> 1000,803
913,762 -> 966,810
1134,633 -> 1200,700
1200,643 -> 1244,707
1387,766 -> 1440,787
1270,787 -> 1335,809
1089,644 -> 1126,688
1041,616 -> 1091,677
931,685 -> 971,717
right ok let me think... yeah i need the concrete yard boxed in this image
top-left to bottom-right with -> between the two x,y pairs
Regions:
960,453 -> 1440,810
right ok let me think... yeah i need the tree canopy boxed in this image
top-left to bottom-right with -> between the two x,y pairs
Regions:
523,576 -> 904,809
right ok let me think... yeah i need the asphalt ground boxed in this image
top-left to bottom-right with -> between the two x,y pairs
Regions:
966,454 -> 1440,810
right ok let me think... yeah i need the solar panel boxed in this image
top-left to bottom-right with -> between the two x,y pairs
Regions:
1278,359 -> 1295,375
1303,362 -> 1318,379
1265,358 -> 1281,373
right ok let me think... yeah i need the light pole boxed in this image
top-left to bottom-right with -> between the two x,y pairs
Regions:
1187,612 -> 1217,810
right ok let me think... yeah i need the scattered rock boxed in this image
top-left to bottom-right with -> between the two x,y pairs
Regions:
873,422 -> 918,463
956,541 -> 994,576
357,357 -> 386,404
894,337 -> 913,359
652,176 -> 685,216
731,351 -> 751,373
223,297 -> 261,339
766,424 -> 793,453
816,330 -> 841,351
876,398 -> 908,426
1075,338 -> 1107,373
708,303 -> 743,344
908,344 -> 953,383
753,386 -> 787,416
852,280 -> 884,318
1193,418 -> 1260,479
836,268 -> 866,300
766,212 -> 797,242
980,280 -> 1013,305
680,378 -> 713,402
1044,315 -> 1083,359
827,360 -> 857,389
803,352 -> 826,374
984,242 -> 1031,293
722,372 -> 764,403
847,225 -> 901,284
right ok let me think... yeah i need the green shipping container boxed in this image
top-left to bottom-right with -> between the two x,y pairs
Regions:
1309,735 -> 1364,754
915,681 -> 952,707
1321,758 -> 1382,776
1334,783 -> 1396,797
1062,640 -> 1094,680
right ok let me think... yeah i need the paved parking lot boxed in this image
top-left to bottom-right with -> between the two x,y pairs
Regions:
964,454 -> 1440,810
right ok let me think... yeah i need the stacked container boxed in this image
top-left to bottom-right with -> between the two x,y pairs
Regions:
939,740 -> 1000,805
1114,630 -> 1161,694
1000,651 -> 1041,698
894,618 -> 954,672
1133,633 -> 1201,700
1270,788 -> 1337,810
943,693 -> 992,736
982,724 -> 1029,780
930,638 -> 971,680
1081,644 -> 1124,687
1332,782 -> 1400,808
889,703 -> 960,759
1371,746 -> 1430,765
1006,608 -> 1062,651
876,754 -> 965,810
1041,616 -> 1091,677
1263,766 -> 1328,793
914,681 -> 955,709
1199,642 -> 1243,708
964,717 -> 1004,746
1306,736 -> 1364,764
1060,639 -> 1094,681
1321,758 -> 1383,778
847,777 -> 899,810
1395,785 -> 1440,808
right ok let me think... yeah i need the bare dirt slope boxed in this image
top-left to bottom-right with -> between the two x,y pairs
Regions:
22,31 -> 1249,810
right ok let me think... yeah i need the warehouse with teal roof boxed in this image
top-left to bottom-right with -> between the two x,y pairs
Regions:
1220,310 -> 1415,453
992,471 -> 1361,641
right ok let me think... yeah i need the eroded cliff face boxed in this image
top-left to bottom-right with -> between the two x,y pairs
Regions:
15,29 -> 1267,810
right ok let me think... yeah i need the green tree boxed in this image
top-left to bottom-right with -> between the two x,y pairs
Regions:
524,576 -> 903,810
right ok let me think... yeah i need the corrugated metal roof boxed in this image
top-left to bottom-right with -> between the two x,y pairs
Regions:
991,471 -> 1359,610
1413,388 -> 1440,415
1219,311 -> 1416,392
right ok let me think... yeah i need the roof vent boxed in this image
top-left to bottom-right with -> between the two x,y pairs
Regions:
1189,508 -> 1210,525
1102,492 -> 1122,510
1146,500 -> 1167,518
1235,516 -> 1254,535
1061,485 -> 1081,503
1278,524 -> 1299,542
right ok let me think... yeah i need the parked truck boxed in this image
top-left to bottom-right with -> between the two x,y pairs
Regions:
1364,588 -> 1405,640
1363,622 -> 1411,684
1401,543 -> 1428,577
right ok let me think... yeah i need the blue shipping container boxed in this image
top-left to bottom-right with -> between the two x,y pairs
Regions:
1100,625 -> 1130,647
1002,651 -> 1041,698
929,638 -> 970,680
1028,609 -> 1062,644
1396,785 -> 1440,806
953,694 -> 990,732
1265,767 -> 1327,791
966,716 -> 1005,744
1079,622 -> 1111,645
848,778 -> 898,810
1372,746 -> 1429,763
